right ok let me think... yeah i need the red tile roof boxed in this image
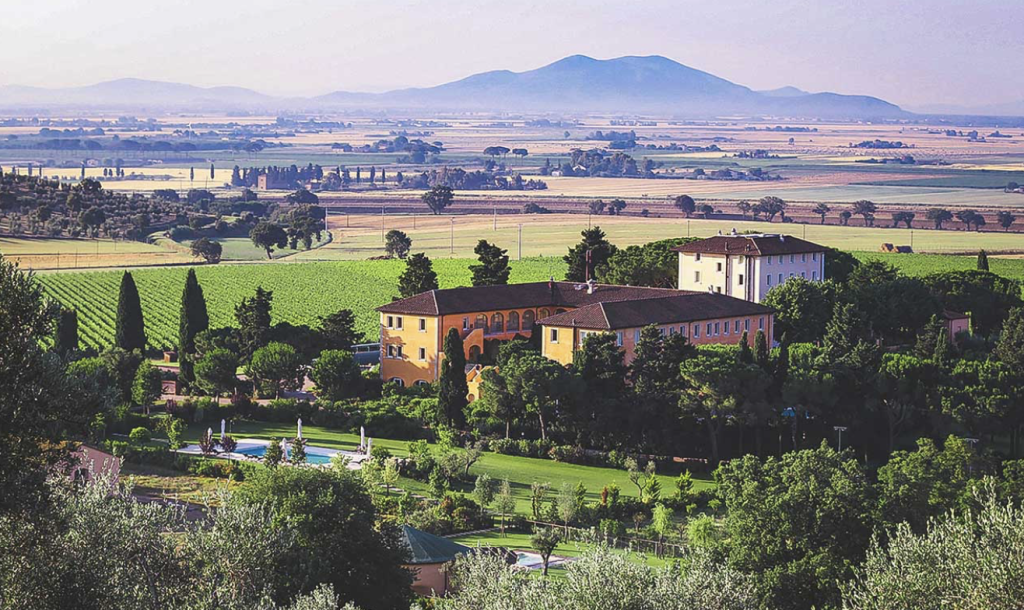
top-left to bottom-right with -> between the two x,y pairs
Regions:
377,281 -> 687,316
536,293 -> 772,330
673,234 -> 826,256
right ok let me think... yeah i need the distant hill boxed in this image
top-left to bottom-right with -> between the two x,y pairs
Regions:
317,55 -> 906,119
0,78 -> 274,111
0,56 -> 906,119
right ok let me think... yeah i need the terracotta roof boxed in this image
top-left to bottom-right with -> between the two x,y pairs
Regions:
377,281 -> 686,315
673,234 -> 826,256
536,293 -> 772,330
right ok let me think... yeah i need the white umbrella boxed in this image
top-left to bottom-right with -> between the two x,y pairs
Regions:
360,426 -> 365,450
281,438 -> 289,461
367,437 -> 372,457
297,418 -> 303,440
220,419 -> 226,440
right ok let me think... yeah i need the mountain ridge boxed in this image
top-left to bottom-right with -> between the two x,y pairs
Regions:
0,55 -> 907,118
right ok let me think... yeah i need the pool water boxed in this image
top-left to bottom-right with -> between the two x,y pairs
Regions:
235,445 -> 334,465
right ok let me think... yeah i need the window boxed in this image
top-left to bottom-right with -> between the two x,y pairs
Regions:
734,320 -> 741,333
522,310 -> 536,330
616,331 -> 624,347
759,317 -> 764,330
387,344 -> 395,358
766,274 -> 772,286
800,272 -> 806,278
789,255 -> 795,263
388,377 -> 405,387
680,325 -> 687,337
738,274 -> 744,285
801,253 -> 807,262
778,255 -> 784,264
658,327 -> 666,337
462,317 -> 469,330
579,331 -> 591,345
539,308 -> 551,319
812,252 -> 818,261
396,345 -> 403,358
744,319 -> 750,331
716,262 -> 723,272
789,272 -> 794,278
418,347 -> 426,361
706,323 -> 712,336
693,324 -> 700,338
767,256 -> 772,265
812,271 -> 817,280
694,271 -> 701,282
550,328 -> 559,343
474,314 -> 487,330
695,253 -> 702,261
778,273 -> 783,284
634,329 -> 641,342
490,312 -> 504,334
419,318 -> 426,332
714,322 -> 720,335
508,311 -> 520,332
395,317 -> 403,330
386,316 -> 394,329
716,286 -> 722,294
724,321 -> 730,335
414,380 -> 429,387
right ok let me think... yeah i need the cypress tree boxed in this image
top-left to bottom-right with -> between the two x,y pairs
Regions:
114,271 -> 146,352
977,249 -> 990,271
438,328 -> 468,428
753,329 -> 770,372
55,308 -> 78,354
773,333 -> 789,397
177,268 -> 209,390
737,330 -> 753,364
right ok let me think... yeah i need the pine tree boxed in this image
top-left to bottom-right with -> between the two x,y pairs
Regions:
438,328 -> 468,428
753,329 -> 770,372
470,240 -> 511,286
235,287 -> 273,362
914,315 -> 945,359
773,333 -> 789,398
177,268 -> 209,390
933,327 -> 954,366
398,253 -> 439,298
209,163 -> 215,180
55,308 -> 78,354
114,271 -> 146,352
977,249 -> 990,271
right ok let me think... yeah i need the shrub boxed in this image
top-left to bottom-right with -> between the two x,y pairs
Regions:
128,426 -> 151,445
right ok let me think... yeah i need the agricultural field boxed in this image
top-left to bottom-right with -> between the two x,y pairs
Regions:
0,235 -> 192,269
307,212 -> 1024,261
37,257 -> 560,350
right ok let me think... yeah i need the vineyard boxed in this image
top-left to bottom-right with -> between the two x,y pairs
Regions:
37,258 -> 564,350
35,251 -> 1024,351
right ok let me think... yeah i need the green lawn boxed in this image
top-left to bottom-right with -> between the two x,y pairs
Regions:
181,420 -> 712,516
449,530 -> 674,572
181,234 -> 331,261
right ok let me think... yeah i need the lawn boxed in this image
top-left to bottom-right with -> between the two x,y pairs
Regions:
449,530 -> 674,571
180,420 -> 713,517
121,462 -> 240,506
181,234 -> 331,261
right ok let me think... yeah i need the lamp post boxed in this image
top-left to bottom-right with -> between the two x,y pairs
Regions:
834,426 -> 848,452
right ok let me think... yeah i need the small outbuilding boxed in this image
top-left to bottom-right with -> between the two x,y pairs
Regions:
400,525 -> 471,596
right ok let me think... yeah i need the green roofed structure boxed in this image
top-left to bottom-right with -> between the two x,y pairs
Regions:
401,525 -> 471,596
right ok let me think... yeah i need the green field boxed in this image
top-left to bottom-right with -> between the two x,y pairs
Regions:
35,247 -> 1024,350
181,234 -> 331,261
37,257 -> 561,350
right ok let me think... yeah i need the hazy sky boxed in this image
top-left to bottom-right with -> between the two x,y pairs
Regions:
2,0 -> 1021,108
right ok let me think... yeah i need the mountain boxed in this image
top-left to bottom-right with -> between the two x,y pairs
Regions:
318,55 -> 906,118
1,56 -> 906,119
0,78 -> 274,110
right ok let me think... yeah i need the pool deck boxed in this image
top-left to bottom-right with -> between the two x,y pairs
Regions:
176,438 -> 370,470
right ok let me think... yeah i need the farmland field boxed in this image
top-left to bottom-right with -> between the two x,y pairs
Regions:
36,249 -> 1024,352
0,235 -> 192,269
307,212 -> 1024,261
37,257 -> 560,350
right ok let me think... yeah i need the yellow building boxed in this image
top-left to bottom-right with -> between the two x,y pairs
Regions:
376,281 -> 698,388
538,292 -> 774,366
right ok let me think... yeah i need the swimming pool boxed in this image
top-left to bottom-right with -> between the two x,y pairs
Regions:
235,444 -> 334,465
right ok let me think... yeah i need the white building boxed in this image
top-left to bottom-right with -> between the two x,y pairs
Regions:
674,232 -> 827,303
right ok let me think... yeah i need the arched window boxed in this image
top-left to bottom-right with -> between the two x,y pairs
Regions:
474,314 -> 487,330
388,377 -> 405,388
507,311 -> 520,332
555,308 -> 567,314
414,380 -> 430,387
468,344 -> 482,363
522,310 -> 536,330
538,308 -> 551,320
490,312 -> 504,334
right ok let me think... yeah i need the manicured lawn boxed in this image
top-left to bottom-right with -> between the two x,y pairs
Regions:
450,530 -> 674,570
181,420 -> 713,515
121,462 -> 240,506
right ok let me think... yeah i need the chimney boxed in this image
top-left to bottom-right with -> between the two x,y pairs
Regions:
779,235 -> 786,242
587,279 -> 596,295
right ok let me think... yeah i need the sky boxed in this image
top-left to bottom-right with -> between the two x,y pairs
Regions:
1,0 -> 1022,109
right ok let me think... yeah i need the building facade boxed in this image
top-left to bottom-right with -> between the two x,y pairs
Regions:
377,281 -> 774,388
538,293 -> 773,366
675,233 -> 827,302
